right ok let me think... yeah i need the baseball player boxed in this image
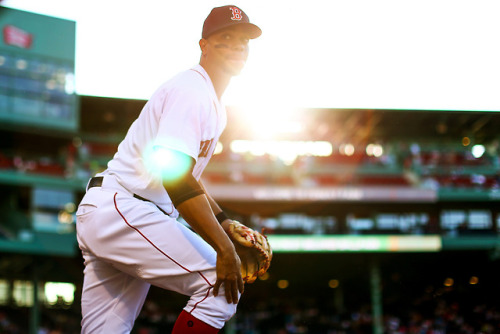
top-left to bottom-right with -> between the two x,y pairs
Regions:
76,5 -> 264,334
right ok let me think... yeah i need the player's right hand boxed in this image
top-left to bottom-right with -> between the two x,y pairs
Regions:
213,251 -> 244,304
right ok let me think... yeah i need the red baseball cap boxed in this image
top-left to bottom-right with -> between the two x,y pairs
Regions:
202,5 -> 262,39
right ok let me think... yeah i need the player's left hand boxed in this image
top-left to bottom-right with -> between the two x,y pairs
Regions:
226,220 -> 273,284
213,249 -> 244,304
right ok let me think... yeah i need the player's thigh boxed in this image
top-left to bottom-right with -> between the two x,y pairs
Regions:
80,190 -> 217,294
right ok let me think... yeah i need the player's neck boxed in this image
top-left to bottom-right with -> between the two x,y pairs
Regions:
199,63 -> 231,101
212,76 -> 230,101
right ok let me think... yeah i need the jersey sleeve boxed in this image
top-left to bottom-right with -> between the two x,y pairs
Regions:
153,84 -> 209,161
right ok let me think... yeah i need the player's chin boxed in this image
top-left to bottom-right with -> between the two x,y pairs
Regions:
226,59 -> 246,76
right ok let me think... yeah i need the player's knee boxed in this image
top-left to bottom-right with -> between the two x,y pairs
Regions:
221,300 -> 238,321
196,301 -> 237,328
186,290 -> 239,328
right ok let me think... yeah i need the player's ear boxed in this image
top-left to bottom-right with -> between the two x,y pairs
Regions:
199,38 -> 208,56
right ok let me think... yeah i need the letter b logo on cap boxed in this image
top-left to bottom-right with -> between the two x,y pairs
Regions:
230,7 -> 243,21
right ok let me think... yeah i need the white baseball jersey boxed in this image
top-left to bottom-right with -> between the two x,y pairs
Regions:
76,65 -> 236,333
102,64 -> 226,216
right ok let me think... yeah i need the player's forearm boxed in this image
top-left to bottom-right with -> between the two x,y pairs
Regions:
199,180 -> 232,231
198,180 -> 223,214
176,194 -> 235,254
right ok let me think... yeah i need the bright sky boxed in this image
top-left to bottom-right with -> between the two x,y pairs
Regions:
3,0 -> 500,111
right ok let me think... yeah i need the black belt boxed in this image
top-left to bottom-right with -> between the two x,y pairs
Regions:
87,176 -> 169,215
87,176 -> 104,189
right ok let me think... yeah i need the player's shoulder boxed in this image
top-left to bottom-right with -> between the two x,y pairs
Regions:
147,65 -> 212,109
161,65 -> 208,95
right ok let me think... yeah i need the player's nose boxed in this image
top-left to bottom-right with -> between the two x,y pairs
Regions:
231,42 -> 249,55
231,37 -> 248,50
231,43 -> 245,51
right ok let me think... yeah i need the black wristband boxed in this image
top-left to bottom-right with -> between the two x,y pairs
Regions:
216,211 -> 229,224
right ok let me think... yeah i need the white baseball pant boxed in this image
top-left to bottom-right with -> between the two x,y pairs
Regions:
76,176 -> 238,333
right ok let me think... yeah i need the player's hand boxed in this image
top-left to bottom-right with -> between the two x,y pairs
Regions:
213,251 -> 244,304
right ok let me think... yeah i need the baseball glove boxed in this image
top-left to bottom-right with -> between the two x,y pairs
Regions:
227,221 -> 272,284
